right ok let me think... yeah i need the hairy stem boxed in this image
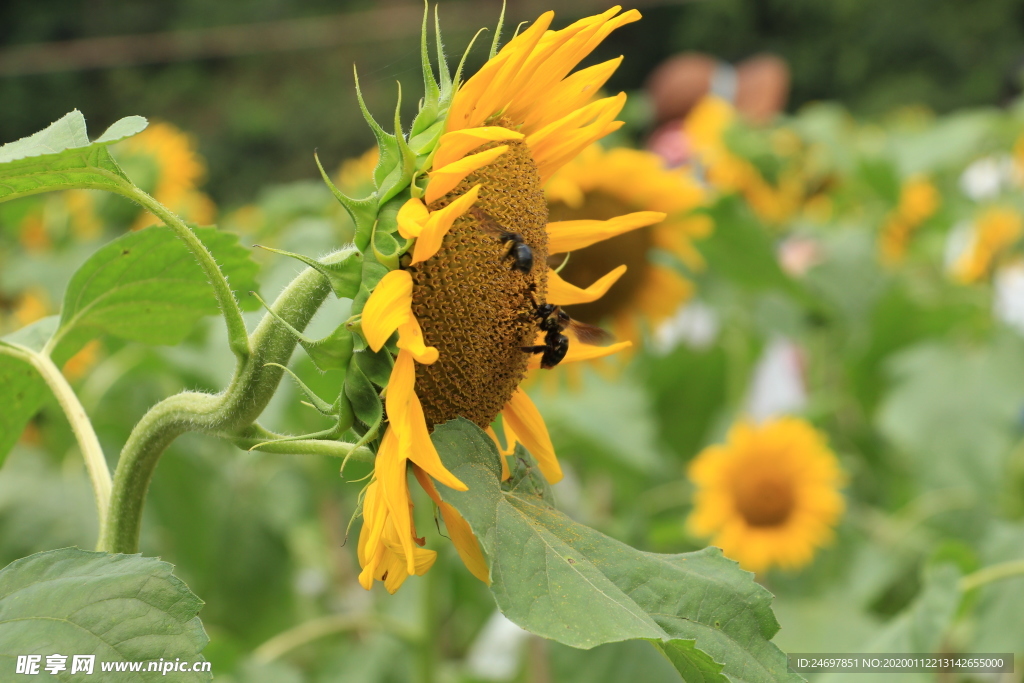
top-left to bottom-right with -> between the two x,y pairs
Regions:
0,343 -> 112,530
115,183 -> 251,359
99,263 -> 334,553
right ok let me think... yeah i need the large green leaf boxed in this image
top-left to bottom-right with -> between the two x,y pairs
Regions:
48,224 -> 260,359
431,419 -> 802,683
0,110 -> 147,202
876,335 -> 1024,495
0,547 -> 210,681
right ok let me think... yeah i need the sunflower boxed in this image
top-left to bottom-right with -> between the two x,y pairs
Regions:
951,206 -> 1023,283
544,144 -> 711,342
877,174 -> 940,264
684,96 -> 805,226
348,6 -> 658,593
687,417 -> 845,573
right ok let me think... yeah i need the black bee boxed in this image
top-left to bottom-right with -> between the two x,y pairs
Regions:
523,303 -> 613,369
471,208 -> 534,274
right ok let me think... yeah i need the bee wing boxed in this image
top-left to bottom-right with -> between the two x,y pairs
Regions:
469,208 -> 511,238
567,319 -> 614,346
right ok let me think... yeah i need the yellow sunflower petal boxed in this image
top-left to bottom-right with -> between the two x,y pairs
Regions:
434,127 -> 525,170
547,211 -> 666,254
439,501 -> 490,583
547,264 -> 626,305
502,388 -> 561,483
396,317 -> 438,365
446,12 -> 556,132
374,428 -> 416,574
425,146 -> 508,205
357,480 -> 387,589
505,8 -> 636,130
411,466 -> 490,583
520,57 -> 623,132
485,426 -> 512,481
527,338 -> 633,369
386,351 -> 468,491
397,197 -> 430,239
412,184 -> 482,264
529,95 -> 628,182
526,93 -> 625,166
362,269 -> 413,351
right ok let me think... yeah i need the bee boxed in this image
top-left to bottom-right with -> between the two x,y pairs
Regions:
522,302 -> 613,369
470,208 -> 534,274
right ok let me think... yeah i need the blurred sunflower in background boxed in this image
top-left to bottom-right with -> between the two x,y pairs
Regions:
687,417 -> 845,573
877,174 -> 940,264
684,96 -> 806,226
353,7 -> 656,593
116,121 -> 216,229
951,205 -> 1023,283
545,145 -> 711,343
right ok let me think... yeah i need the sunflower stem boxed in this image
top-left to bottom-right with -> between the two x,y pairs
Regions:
0,342 -> 112,539
959,558 -> 1024,592
114,183 -> 251,360
99,259 -> 337,553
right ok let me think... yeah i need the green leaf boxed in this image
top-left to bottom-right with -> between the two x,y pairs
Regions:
48,224 -> 259,359
0,547 -> 210,681
698,197 -> 793,294
876,335 -> 1024,495
0,318 -> 64,466
432,418 -> 802,683
0,354 -> 46,466
867,562 -> 962,652
0,110 -> 147,202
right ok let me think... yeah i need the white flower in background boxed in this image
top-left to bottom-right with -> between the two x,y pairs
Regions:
994,262 -> 1024,336
465,611 -> 530,681
745,337 -> 807,422
960,154 -> 1016,201
653,301 -> 720,353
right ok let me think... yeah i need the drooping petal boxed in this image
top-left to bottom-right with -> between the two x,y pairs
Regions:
412,466 -> 489,584
397,197 -> 430,239
386,351 -> 467,491
357,480 -> 388,590
374,428 -> 416,574
396,316 -> 438,365
425,146 -> 508,204
547,264 -> 626,305
362,269 -> 413,351
434,128 -> 525,170
502,388 -> 562,483
485,426 -> 511,481
439,502 -> 489,583
547,211 -> 666,254
412,184 -> 483,263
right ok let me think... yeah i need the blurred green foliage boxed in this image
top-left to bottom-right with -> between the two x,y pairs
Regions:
4,0 -> 1024,205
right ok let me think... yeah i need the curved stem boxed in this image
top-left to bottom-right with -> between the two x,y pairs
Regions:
99,263 -> 334,553
959,559 -> 1024,592
253,613 -> 419,663
0,343 -> 111,532
114,183 -> 251,359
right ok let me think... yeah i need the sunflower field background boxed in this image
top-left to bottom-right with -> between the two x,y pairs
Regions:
3,1 -> 1024,682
